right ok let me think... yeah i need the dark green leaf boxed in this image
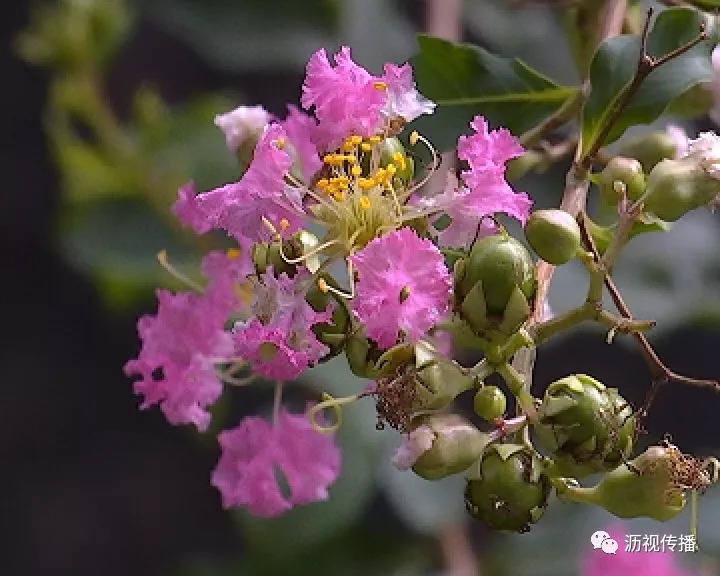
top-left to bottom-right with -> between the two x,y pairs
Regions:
581,7 -> 715,155
411,35 -> 576,151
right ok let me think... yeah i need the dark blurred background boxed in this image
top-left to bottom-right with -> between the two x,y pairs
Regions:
2,1 -> 720,575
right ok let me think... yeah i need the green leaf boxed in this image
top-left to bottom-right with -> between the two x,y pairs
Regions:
581,7 -> 715,156
411,35 -> 576,151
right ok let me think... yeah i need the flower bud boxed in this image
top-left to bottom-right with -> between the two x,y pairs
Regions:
252,236 -> 303,277
644,158 -> 720,221
524,209 -> 582,265
535,374 -> 634,478
405,414 -> 490,481
413,340 -> 474,411
473,385 -> 507,422
454,235 -> 536,337
465,444 -> 551,533
557,443 -> 715,522
598,157 -> 646,205
617,131 -> 679,173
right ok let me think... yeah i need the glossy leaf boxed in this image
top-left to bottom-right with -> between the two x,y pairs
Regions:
411,35 -> 576,151
581,7 -> 715,155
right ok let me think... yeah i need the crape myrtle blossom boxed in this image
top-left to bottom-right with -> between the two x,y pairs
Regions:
349,227 -> 452,348
124,252 -> 240,431
212,408 -> 341,517
418,116 -> 532,247
128,43 -> 539,519
301,46 -> 435,149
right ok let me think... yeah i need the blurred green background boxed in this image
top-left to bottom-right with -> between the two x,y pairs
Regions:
3,0 -> 720,575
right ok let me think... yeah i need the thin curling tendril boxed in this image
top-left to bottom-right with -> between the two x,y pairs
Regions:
307,391 -> 363,434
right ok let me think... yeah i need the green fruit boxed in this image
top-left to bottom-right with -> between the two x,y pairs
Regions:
644,158 -> 720,221
473,386 -> 507,421
536,374 -> 635,477
465,444 -> 551,533
598,156 -> 646,204
524,209 -> 582,265
618,131 -> 680,173
456,235 -> 535,316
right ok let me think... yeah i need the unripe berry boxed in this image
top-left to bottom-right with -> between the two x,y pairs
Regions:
598,156 -> 646,205
473,386 -> 507,421
456,235 -> 535,316
644,158 -> 720,221
378,137 -> 415,184
524,209 -> 581,265
617,131 -> 679,173
465,444 -> 551,533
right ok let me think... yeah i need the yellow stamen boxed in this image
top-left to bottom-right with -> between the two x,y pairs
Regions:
386,164 -> 397,176
358,178 -> 375,190
318,278 -> 330,293
361,142 -> 372,152
350,135 -> 363,145
373,81 -> 388,91
275,137 -> 286,149
409,131 -> 420,146
359,196 -> 371,210
351,164 -> 362,177
226,248 -> 242,260
279,218 -> 290,230
369,135 -> 382,144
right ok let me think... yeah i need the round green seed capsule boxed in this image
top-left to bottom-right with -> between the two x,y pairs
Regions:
598,156 -> 646,204
524,209 -> 581,265
473,386 -> 507,421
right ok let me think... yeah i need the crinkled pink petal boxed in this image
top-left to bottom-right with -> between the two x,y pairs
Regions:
301,47 -> 386,148
173,124 -> 307,242
274,410 -> 342,505
458,116 -> 524,181
201,249 -> 254,310
211,409 -> 341,517
381,63 -> 436,122
349,227 -> 452,348
233,320 -> 327,381
282,105 -> 322,181
124,288 -> 234,431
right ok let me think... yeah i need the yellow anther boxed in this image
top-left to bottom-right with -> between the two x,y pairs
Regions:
351,135 -> 363,145
318,278 -> 330,293
359,196 -> 371,210
342,140 -> 355,153
345,154 -> 358,164
323,154 -> 334,165
373,81 -> 388,91
226,248 -> 242,259
409,131 -> 420,146
334,191 -> 346,201
392,152 -> 406,170
317,178 -> 329,189
275,137 -> 286,149
358,178 -> 375,190
375,168 -> 387,181
369,135 -> 382,144
386,164 -> 397,175
351,164 -> 362,177
361,142 -> 372,152
279,218 -> 290,230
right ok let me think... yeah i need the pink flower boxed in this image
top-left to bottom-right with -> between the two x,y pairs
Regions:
349,227 -> 452,348
281,105 -> 322,181
214,104 -> 271,152
124,287 -> 234,431
201,248 -> 254,307
301,47 -> 434,149
173,124 -> 307,243
582,526 -> 697,576
211,408 -> 341,517
419,116 -> 532,247
233,320 -> 328,381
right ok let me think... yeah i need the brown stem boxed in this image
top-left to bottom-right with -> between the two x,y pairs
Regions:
579,7 -> 707,171
578,214 -> 720,420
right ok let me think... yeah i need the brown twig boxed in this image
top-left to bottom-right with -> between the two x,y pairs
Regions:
579,7 -> 708,171
578,213 -> 720,420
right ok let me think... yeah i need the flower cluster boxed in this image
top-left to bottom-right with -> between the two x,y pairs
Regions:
125,46 -> 531,517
